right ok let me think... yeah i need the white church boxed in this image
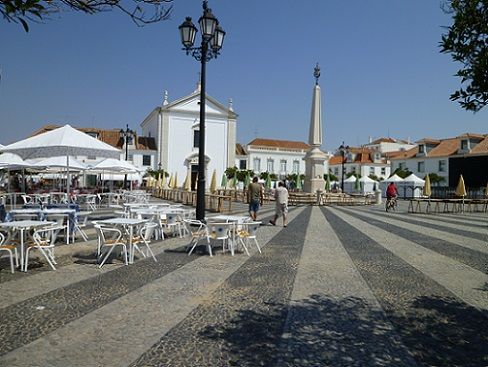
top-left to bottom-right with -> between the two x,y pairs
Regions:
140,84 -> 237,190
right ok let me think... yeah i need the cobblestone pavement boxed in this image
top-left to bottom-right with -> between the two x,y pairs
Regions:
0,200 -> 487,366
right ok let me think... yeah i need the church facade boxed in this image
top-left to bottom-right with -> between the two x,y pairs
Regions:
140,86 -> 237,189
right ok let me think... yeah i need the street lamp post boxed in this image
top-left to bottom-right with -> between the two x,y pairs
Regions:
179,0 -> 226,221
339,142 -> 349,192
119,124 -> 134,190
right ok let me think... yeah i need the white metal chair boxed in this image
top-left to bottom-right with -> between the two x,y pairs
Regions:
163,213 -> 184,238
185,219 -> 212,257
0,232 -> 19,273
131,222 -> 158,262
44,214 -> 68,244
208,222 -> 233,255
73,212 -> 89,242
94,224 -> 128,268
236,221 -> 262,256
25,224 -> 60,271
21,195 -> 33,205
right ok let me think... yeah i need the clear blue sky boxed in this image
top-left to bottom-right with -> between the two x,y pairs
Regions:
0,0 -> 486,151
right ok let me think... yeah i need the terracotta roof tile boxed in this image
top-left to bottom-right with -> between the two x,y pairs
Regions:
457,133 -> 486,140
470,136 -> 488,154
390,147 -> 418,160
354,152 -> 373,163
416,138 -> 441,145
248,138 -> 309,150
427,138 -> 459,157
328,156 -> 344,165
370,137 -> 396,144
235,143 -> 247,155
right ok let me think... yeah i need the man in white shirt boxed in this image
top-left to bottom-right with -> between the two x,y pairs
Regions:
269,181 -> 289,227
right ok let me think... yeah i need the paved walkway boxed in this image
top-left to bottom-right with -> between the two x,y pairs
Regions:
0,201 -> 487,366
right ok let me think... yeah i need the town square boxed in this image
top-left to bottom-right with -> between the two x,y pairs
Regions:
0,1 -> 487,366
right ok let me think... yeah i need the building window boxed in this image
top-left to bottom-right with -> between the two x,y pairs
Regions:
280,160 -> 287,172
267,159 -> 274,173
369,167 -> 375,175
334,167 -> 339,176
381,167 -> 386,175
142,155 -> 151,166
87,155 -> 96,160
239,159 -> 247,170
253,158 -> 261,172
438,160 -> 446,172
398,162 -> 406,170
418,161 -> 425,173
418,145 -> 425,154
461,139 -> 468,150
128,153 -> 134,162
193,130 -> 200,148
293,160 -> 300,174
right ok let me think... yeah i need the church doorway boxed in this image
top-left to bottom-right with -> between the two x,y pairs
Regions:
191,165 -> 199,191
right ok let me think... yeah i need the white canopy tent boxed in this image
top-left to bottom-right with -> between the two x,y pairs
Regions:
343,175 -> 358,194
90,158 -> 140,173
380,174 -> 404,198
399,173 -> 425,198
0,152 -> 33,193
1,125 -> 120,194
359,175 -> 378,194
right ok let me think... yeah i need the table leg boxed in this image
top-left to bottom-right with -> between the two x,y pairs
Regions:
20,228 -> 25,272
129,226 -> 134,264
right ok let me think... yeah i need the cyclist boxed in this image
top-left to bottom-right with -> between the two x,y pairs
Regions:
386,182 -> 398,211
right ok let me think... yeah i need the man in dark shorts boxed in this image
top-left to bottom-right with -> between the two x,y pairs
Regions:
248,176 -> 264,220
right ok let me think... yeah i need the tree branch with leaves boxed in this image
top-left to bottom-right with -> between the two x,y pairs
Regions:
440,0 -> 488,112
1,0 -> 173,32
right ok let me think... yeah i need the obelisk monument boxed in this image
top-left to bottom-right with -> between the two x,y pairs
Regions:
303,63 -> 327,193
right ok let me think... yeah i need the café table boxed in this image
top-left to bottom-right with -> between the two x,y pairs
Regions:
210,215 -> 250,255
0,220 -> 54,271
97,217 -> 147,264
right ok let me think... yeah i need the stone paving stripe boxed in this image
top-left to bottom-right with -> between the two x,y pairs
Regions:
0,207 -> 305,367
329,207 -> 488,310
277,207 -> 418,367
0,245 -> 200,356
322,208 -> 488,367
0,236 -> 187,309
363,209 -> 488,241
338,207 -> 488,274
341,206 -> 488,257
128,207 -> 312,367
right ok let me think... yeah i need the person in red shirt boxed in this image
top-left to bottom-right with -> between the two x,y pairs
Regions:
386,182 -> 398,199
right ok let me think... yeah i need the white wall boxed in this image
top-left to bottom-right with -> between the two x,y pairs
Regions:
391,157 -> 449,186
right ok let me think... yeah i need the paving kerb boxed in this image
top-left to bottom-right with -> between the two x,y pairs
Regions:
0,207 -> 305,367
277,207 -> 418,367
328,206 -> 488,310
341,206 -> 488,255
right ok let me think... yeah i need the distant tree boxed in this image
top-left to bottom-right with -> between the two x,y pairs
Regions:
426,173 -> 446,186
225,166 -> 238,179
144,168 -> 168,179
392,168 -> 412,179
1,0 -> 173,32
368,174 -> 382,181
346,172 -> 360,179
324,173 -> 338,181
440,0 -> 488,111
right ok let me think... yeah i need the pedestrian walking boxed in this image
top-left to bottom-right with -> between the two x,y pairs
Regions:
248,176 -> 264,220
270,181 -> 289,227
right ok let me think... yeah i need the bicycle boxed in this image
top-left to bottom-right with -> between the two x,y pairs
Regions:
385,196 -> 397,212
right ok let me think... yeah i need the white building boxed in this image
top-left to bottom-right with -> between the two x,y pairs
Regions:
390,133 -> 488,187
242,138 -> 311,179
140,86 -> 237,190
328,147 -> 391,182
363,137 -> 416,154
